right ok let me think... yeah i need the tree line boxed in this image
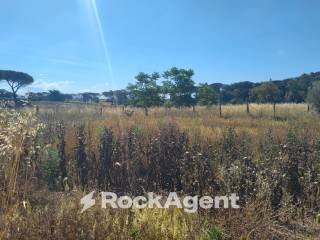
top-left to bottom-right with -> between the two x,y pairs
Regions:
106,68 -> 320,115
1,68 -> 320,113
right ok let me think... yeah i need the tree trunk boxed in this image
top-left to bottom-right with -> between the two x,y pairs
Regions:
273,102 -> 276,119
144,107 -> 148,116
192,105 -> 195,112
13,91 -> 18,108
8,83 -> 18,108
246,101 -> 250,114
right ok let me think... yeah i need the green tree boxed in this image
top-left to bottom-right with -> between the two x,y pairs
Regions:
251,81 -> 281,118
163,67 -> 196,108
0,70 -> 34,107
286,77 -> 311,103
127,72 -> 161,116
47,90 -> 71,102
196,83 -> 218,107
102,90 -> 128,106
307,81 -> 320,113
250,81 -> 281,104
81,92 -> 100,103
27,92 -> 49,101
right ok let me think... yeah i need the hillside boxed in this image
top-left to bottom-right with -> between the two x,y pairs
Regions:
210,71 -> 320,104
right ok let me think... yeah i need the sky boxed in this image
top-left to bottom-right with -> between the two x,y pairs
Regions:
1,0 -> 320,94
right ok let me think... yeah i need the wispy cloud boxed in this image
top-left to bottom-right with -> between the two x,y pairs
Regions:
30,79 -> 75,91
48,57 -> 89,67
78,83 -> 109,93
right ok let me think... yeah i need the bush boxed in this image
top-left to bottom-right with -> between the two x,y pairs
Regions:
42,147 -> 61,190
207,226 -> 224,240
307,81 -> 320,112
163,100 -> 174,109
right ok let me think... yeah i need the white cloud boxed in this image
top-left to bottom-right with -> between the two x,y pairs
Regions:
1,79 -> 75,95
77,83 -> 109,93
30,79 -> 75,91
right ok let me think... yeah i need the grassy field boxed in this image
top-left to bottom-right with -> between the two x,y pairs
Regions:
1,103 -> 320,239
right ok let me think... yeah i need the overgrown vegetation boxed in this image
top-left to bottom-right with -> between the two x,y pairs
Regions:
308,81 -> 320,113
1,103 -> 320,239
2,70 -> 320,111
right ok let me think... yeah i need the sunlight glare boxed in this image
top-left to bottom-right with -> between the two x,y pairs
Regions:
82,0 -> 115,84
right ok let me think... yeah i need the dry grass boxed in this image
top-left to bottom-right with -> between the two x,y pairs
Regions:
1,103 -> 320,239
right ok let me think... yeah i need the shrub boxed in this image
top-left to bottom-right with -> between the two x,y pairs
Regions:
307,81 -> 320,112
163,100 -> 174,109
207,226 -> 224,240
42,147 -> 60,190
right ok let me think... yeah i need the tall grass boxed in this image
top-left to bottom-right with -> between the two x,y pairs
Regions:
1,103 -> 320,239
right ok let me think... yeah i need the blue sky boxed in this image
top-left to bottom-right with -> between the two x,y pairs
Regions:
1,0 -> 320,93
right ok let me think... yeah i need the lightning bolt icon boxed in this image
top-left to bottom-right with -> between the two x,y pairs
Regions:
80,191 -> 96,213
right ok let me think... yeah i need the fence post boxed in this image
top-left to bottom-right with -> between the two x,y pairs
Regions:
35,105 -> 39,115
55,105 -> 59,115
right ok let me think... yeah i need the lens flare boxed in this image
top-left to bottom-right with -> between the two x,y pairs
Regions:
83,0 -> 115,84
